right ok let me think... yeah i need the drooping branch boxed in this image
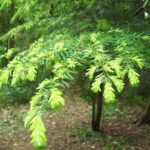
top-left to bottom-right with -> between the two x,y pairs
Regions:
132,0 -> 148,16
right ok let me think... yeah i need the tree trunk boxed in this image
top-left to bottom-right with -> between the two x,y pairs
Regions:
7,38 -> 15,49
49,4 -> 54,16
92,83 -> 104,131
137,100 -> 150,126
7,0 -> 15,50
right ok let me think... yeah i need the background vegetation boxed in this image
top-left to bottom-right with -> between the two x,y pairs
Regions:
0,0 -> 150,149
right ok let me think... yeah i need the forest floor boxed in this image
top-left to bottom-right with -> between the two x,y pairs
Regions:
0,96 -> 150,150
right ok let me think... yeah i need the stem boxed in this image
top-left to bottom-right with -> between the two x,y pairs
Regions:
92,83 -> 104,131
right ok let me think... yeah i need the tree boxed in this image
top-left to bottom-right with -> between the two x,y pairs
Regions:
0,0 -> 149,149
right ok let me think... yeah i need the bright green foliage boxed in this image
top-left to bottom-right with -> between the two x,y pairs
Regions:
91,75 -> 103,93
131,56 -> 144,69
49,88 -> 64,110
27,66 -> 36,81
104,82 -> 115,103
24,107 -> 47,148
96,19 -> 111,31
0,70 -> 10,86
128,68 -> 140,87
30,116 -> 47,149
110,76 -> 124,93
86,66 -> 98,81
0,0 -> 149,148
0,0 -> 11,8
30,93 -> 43,108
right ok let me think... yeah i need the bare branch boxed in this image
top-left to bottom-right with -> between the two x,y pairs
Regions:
132,0 -> 148,16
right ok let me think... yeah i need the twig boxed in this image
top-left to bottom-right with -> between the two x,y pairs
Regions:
132,0 -> 148,16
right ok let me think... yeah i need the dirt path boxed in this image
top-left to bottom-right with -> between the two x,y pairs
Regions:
0,98 -> 150,150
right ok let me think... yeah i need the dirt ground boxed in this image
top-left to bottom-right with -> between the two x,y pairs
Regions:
0,97 -> 150,150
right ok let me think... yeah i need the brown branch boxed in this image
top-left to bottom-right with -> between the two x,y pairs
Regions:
132,0 -> 148,16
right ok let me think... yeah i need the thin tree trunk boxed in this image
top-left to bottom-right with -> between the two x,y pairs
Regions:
7,0 -> 15,50
7,38 -> 15,49
137,100 -> 150,126
92,83 -> 104,131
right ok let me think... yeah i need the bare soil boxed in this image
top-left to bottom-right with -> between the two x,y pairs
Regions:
0,97 -> 150,150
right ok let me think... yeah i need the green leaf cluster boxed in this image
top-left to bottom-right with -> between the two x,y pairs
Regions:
0,0 -> 149,148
